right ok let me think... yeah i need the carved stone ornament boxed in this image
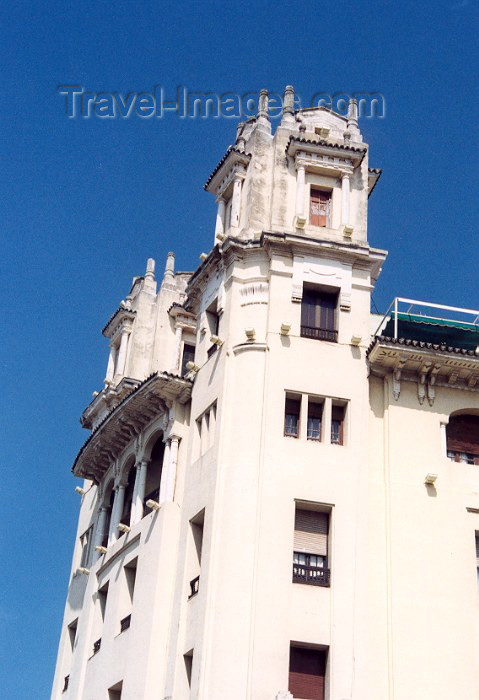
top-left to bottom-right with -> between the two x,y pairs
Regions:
292,255 -> 352,310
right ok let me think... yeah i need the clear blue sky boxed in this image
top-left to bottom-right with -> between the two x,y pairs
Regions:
1,1 -> 477,697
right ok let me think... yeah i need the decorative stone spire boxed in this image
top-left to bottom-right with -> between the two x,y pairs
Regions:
145,258 -> 156,281
235,121 -> 246,152
164,252 -> 175,279
347,97 -> 359,133
256,89 -> 271,133
281,85 -> 295,124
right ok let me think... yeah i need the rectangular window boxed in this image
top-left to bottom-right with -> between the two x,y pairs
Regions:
67,619 -> 78,651
301,288 -> 338,342
79,526 -> 93,568
293,507 -> 330,587
310,188 -> 331,227
206,299 -> 220,358
285,395 -> 301,438
108,681 -> 123,700
475,533 -> 479,583
188,510 -> 205,599
181,343 -> 196,376
331,403 -> 346,445
184,650 -> 194,688
307,399 -> 323,441
289,645 -> 327,700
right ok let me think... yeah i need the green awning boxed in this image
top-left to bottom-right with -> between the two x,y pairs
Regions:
382,312 -> 479,351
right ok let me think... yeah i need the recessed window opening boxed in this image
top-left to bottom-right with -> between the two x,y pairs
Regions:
181,343 -> 196,376
310,188 -> 331,227
206,299 -> 220,358
289,644 -> 328,700
331,403 -> 346,445
293,506 -> 330,587
119,462 -> 136,531
108,681 -> 123,700
79,526 -> 93,568
301,286 -> 338,342
144,436 -> 164,514
184,650 -> 194,688
307,399 -> 324,441
67,619 -> 78,651
98,581 -> 109,622
446,414 -> 479,465
188,510 -> 205,599
101,485 -> 115,548
285,394 -> 301,438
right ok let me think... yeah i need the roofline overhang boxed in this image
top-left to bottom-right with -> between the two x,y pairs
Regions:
204,147 -> 251,194
72,372 -> 193,483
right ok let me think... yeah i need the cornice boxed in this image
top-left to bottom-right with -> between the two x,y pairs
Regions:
102,307 -> 136,338
203,147 -> 251,194
73,372 -> 193,483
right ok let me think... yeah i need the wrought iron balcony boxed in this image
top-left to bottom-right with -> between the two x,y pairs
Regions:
300,326 -> 338,342
292,563 -> 330,587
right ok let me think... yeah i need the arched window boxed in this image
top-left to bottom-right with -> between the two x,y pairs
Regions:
101,483 -> 115,548
120,461 -> 136,531
144,436 -> 165,514
446,414 -> 479,465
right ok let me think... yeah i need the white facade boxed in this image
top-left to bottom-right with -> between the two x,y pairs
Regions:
52,87 -> 479,700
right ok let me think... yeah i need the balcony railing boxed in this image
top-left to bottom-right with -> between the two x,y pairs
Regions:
300,326 -> 338,342
188,575 -> 200,599
292,564 -> 330,587
120,614 -> 131,632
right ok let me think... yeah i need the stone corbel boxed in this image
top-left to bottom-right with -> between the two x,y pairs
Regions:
468,374 -> 478,389
448,371 -> 459,386
427,364 -> 442,406
418,362 -> 431,405
392,356 -> 408,400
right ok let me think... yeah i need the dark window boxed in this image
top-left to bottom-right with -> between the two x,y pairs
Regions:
331,404 -> 345,445
62,675 -> 69,692
307,400 -> 323,441
79,526 -> 93,568
293,508 -> 330,587
310,189 -> 331,227
120,614 -> 131,632
446,414 -> 479,465
289,645 -> 327,700
181,343 -> 196,376
120,466 -> 136,532
93,638 -> 101,655
285,397 -> 301,438
301,288 -> 338,342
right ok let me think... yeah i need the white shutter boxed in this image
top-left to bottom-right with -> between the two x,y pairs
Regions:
294,510 -> 328,556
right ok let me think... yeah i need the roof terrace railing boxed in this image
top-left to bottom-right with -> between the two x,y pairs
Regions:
374,297 -> 479,341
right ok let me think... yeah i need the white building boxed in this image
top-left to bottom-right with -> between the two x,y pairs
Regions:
52,87 -> 479,700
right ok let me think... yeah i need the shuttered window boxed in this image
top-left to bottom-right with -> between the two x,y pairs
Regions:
289,646 -> 327,700
301,289 -> 338,342
294,510 -> 328,556
310,189 -> 331,227
446,415 -> 479,464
